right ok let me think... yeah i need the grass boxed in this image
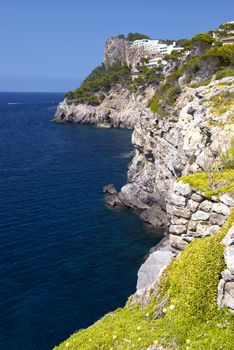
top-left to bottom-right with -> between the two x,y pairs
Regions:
179,169 -> 234,198
209,91 -> 234,117
215,68 -> 234,80
53,210 -> 234,350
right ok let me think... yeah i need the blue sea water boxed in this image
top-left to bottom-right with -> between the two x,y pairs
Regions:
0,92 -> 163,350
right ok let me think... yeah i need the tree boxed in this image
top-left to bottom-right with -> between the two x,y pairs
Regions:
127,32 -> 151,41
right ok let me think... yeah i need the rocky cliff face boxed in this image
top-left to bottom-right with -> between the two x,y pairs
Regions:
117,77 -> 234,224
104,37 -> 161,68
53,87 -> 154,129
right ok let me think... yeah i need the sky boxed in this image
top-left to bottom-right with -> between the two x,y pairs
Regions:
0,0 -> 233,92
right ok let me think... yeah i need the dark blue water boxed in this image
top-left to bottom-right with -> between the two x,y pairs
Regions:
0,92 -> 163,350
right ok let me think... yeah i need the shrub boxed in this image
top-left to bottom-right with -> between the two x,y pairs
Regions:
192,33 -> 219,48
127,32 -> 150,41
65,61 -> 132,106
179,169 -> 234,198
220,137 -> 234,169
215,68 -> 234,79
219,22 -> 234,31
204,44 -> 234,66
209,90 -> 234,116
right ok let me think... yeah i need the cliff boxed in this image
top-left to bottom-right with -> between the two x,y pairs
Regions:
53,26 -> 234,349
53,87 -> 154,129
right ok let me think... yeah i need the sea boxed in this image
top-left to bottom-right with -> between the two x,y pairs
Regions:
0,92 -> 163,350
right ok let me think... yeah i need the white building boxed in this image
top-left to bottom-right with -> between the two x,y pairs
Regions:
132,39 -> 183,55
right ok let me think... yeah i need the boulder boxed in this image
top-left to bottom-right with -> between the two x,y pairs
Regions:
191,210 -> 210,221
187,199 -> 200,212
170,217 -> 188,225
199,200 -> 212,212
169,234 -> 188,250
212,203 -> 230,216
171,206 -> 191,219
220,194 -> 234,207
105,194 -> 121,207
174,181 -> 192,197
188,220 -> 197,232
191,193 -> 204,203
103,184 -> 117,195
169,224 -> 187,235
171,193 -> 187,207
140,204 -> 168,227
118,183 -> 150,209
210,213 -> 226,226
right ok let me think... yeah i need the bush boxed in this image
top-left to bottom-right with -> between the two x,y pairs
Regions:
219,22 -> 234,31
209,90 -> 234,116
127,32 -> 150,41
220,137 -> 234,169
215,68 -> 234,79
204,44 -> 234,66
192,33 -> 219,48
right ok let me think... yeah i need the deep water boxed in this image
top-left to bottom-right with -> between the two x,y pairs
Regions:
0,92 -> 163,350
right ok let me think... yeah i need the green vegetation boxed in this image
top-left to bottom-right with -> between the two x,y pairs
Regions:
209,90 -> 234,116
130,65 -> 163,91
179,169 -> 234,198
65,62 -> 131,106
215,68 -> 234,80
190,78 -> 212,88
127,33 -> 150,41
54,211 -> 234,350
165,50 -> 183,60
116,33 -> 151,41
149,43 -> 234,115
204,44 -> 234,66
220,138 -> 234,169
219,22 -> 234,32
191,33 -> 220,50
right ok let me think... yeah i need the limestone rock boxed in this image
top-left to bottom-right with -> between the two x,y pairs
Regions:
191,210 -> 210,221
220,194 -> 234,207
103,184 -> 117,195
118,183 -> 150,209
169,224 -> 187,235
187,199 -> 199,212
212,203 -> 230,216
224,245 -> 234,275
210,213 -> 226,226
217,225 -> 234,312
191,193 -> 204,203
170,217 -> 188,225
171,193 -> 187,207
169,234 -> 188,250
140,204 -> 168,227
199,200 -> 212,212
174,181 -> 192,197
105,194 -> 121,207
188,220 -> 197,232
171,206 -> 191,219
136,250 -> 173,290
196,222 -> 210,237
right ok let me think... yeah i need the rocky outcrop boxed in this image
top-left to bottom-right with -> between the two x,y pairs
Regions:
104,37 -> 163,68
118,77 -> 234,221
53,89 -> 154,129
217,225 -> 234,312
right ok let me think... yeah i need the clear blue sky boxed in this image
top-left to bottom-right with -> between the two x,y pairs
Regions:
0,0 -> 233,92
